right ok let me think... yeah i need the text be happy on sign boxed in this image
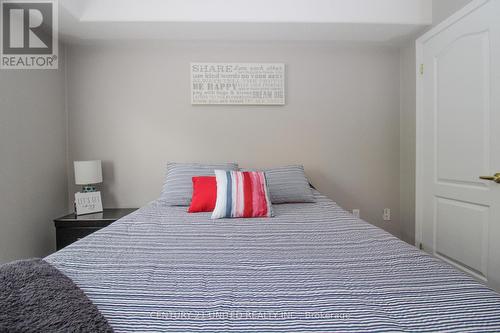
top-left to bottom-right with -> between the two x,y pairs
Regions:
191,63 -> 285,105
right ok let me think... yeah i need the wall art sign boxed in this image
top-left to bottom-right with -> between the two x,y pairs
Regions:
191,63 -> 285,105
75,191 -> 103,216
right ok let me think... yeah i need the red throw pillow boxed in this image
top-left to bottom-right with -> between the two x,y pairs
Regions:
188,176 -> 217,213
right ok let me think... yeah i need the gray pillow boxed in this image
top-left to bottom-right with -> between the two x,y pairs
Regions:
161,162 -> 239,206
265,165 -> 315,204
242,165 -> 315,204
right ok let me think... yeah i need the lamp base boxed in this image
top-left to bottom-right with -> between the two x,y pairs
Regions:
82,185 -> 97,192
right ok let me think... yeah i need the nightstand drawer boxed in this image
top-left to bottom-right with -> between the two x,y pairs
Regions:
56,227 -> 100,250
54,208 -> 137,252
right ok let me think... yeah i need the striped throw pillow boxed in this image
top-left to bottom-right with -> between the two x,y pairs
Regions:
212,170 -> 273,219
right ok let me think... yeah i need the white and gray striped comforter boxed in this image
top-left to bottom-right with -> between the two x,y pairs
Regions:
45,191 -> 500,332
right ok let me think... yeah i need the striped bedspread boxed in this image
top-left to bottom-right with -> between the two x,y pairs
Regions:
45,191 -> 500,332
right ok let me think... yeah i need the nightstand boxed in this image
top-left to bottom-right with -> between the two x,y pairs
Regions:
54,208 -> 137,250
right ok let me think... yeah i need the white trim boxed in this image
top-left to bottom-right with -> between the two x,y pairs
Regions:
414,0 -> 491,248
415,37 -> 423,247
416,0 -> 489,45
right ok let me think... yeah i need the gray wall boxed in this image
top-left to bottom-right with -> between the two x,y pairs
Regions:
0,50 -> 68,263
66,41 -> 401,237
399,40 -> 417,244
432,0 -> 473,25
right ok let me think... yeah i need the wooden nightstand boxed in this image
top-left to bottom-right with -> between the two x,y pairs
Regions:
54,208 -> 137,250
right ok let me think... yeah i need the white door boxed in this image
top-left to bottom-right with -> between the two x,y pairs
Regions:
417,0 -> 500,292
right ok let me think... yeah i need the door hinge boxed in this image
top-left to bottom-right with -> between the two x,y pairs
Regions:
420,64 -> 424,75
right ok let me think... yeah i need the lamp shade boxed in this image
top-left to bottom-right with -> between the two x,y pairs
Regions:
74,160 -> 102,185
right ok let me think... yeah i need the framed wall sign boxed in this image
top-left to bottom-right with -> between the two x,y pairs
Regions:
191,63 -> 285,105
75,191 -> 103,216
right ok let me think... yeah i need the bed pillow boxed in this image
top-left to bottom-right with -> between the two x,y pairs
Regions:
212,170 -> 273,219
265,165 -> 315,203
188,176 -> 217,213
161,162 -> 238,206
242,165 -> 316,204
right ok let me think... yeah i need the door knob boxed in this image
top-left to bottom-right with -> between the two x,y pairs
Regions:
479,173 -> 500,183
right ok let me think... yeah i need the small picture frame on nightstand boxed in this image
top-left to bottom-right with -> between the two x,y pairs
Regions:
75,191 -> 103,215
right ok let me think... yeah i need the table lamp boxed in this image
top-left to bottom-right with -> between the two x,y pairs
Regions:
74,160 -> 102,192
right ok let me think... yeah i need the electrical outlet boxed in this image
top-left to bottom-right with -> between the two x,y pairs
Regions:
383,208 -> 391,221
352,209 -> 360,218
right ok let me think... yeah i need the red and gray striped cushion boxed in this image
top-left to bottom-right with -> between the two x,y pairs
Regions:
212,170 -> 273,219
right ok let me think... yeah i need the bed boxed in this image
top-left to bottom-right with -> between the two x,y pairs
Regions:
44,190 -> 500,332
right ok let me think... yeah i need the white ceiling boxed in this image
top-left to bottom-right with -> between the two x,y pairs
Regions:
59,0 -> 432,42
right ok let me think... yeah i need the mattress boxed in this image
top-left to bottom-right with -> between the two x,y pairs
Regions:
45,191 -> 500,332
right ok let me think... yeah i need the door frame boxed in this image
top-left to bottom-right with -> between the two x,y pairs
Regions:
414,0 -> 491,248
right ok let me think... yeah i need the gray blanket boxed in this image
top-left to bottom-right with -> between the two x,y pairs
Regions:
0,258 -> 113,333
